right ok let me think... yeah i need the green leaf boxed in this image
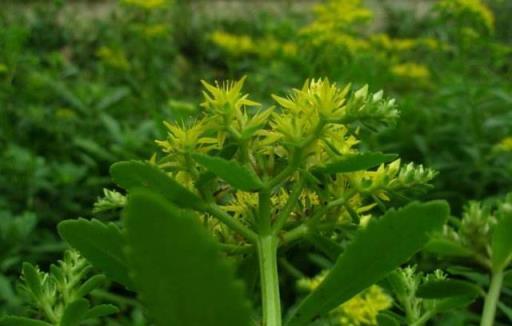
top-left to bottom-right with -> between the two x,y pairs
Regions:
286,201 -> 449,326
76,275 -> 106,297
124,189 -> 252,326
21,263 -> 42,300
434,296 -> 477,312
503,269 -> 512,287
58,219 -> 134,289
377,313 -> 401,326
110,161 -> 203,210
497,302 -> 512,322
491,213 -> 512,271
84,304 -> 119,320
0,317 -> 52,326
315,152 -> 398,174
417,280 -> 481,299
424,238 -> 474,258
60,299 -> 89,326
191,153 -> 263,191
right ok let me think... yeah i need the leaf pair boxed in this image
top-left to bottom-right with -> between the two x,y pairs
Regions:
59,160 -> 450,326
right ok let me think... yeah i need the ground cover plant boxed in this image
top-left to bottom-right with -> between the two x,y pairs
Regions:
1,78 -> 510,326
0,0 -> 511,325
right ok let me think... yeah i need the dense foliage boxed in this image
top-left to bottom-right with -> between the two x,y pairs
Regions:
0,0 -> 511,325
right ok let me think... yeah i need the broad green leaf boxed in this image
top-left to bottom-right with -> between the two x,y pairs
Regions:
491,213 -> 512,271
60,299 -> 89,326
110,161 -> 203,210
58,219 -> 133,289
286,201 -> 449,326
417,280 -> 481,299
0,317 -> 52,326
191,153 -> 263,191
315,152 -> 398,174
124,189 -> 252,326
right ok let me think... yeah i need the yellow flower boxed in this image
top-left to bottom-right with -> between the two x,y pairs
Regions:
96,46 -> 130,70
201,76 -> 262,137
298,272 -> 392,326
495,137 -> 512,152
301,0 -> 372,54
436,0 -> 495,34
155,119 -> 218,169
210,31 -> 256,57
55,108 -> 76,120
390,63 -> 431,83
122,0 -> 169,10
222,191 -> 259,219
0,63 -> 7,74
336,285 -> 393,325
209,31 -> 298,59
142,24 -> 168,38
304,0 -> 372,34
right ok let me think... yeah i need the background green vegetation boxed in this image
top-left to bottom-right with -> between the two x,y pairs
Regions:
0,0 -> 511,324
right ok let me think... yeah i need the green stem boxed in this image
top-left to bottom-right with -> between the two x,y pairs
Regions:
259,190 -> 272,233
206,204 -> 258,243
272,177 -> 304,233
257,235 -> 282,326
410,310 -> 435,326
481,270 -> 504,326
281,224 -> 309,244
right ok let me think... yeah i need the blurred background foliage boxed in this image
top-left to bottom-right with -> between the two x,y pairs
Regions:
0,0 -> 511,322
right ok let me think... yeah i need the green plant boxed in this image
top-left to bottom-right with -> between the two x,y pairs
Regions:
29,77 -> 454,325
427,193 -> 512,326
0,250 -> 118,325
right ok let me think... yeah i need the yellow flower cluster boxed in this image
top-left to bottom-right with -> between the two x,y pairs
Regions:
153,78 -> 434,242
96,46 -> 130,70
494,137 -> 512,152
121,0 -> 169,10
370,34 -> 444,53
141,24 -> 168,38
298,271 -> 392,326
210,31 -> 297,59
300,0 -> 372,54
155,120 -> 219,169
436,0 -> 495,34
390,62 -> 431,83
302,0 -> 373,35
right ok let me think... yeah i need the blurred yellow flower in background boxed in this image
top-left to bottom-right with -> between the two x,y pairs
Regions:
391,62 -> 431,83
495,137 -> 512,152
142,24 -> 168,38
436,0 -> 495,34
96,46 -> 131,70
122,0 -> 169,10
210,31 -> 297,58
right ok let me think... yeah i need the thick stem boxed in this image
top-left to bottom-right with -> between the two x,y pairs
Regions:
481,270 -> 504,326
257,235 -> 282,326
